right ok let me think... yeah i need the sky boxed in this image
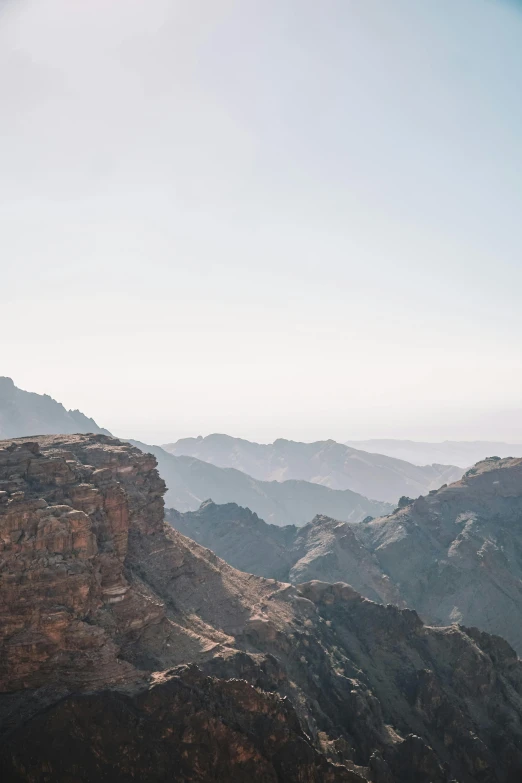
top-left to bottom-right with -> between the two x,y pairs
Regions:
2,0 -> 522,444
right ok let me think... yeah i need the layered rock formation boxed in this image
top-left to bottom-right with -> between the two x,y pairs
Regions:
0,377 -> 109,440
2,436 -> 522,782
163,433 -> 463,502
173,457 -> 522,655
132,440 -> 392,526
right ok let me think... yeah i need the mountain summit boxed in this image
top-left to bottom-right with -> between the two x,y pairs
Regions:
0,377 -> 109,439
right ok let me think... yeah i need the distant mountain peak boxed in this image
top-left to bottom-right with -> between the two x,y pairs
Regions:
0,378 -> 110,439
163,433 -> 464,503
199,498 -> 217,509
0,376 -> 15,394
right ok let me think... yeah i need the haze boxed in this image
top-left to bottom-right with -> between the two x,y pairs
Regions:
2,0 -> 522,444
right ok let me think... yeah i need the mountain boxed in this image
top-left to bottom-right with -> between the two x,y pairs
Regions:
2,434 -> 522,782
131,441 -> 392,526
357,456 -> 522,653
167,501 -> 300,581
172,457 -> 522,655
0,376 -> 109,439
167,503 -> 399,601
162,433 -> 463,502
0,379 -> 389,525
346,438 -> 522,468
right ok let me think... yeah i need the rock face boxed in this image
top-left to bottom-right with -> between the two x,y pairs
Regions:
133,441 -> 392,526
2,436 -> 522,783
0,377 -> 109,440
162,433 -> 463,502
0,434 -> 163,692
173,458 -> 522,656
357,456 -> 522,654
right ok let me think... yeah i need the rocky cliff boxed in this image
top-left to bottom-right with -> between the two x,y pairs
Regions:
2,436 -> 522,783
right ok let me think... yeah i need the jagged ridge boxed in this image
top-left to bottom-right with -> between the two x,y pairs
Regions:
172,457 -> 522,655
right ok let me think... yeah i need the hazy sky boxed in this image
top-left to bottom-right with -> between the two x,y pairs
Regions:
2,0 -> 522,443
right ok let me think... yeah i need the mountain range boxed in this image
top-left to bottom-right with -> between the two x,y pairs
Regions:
2,434 -> 522,782
131,441 -> 392,525
170,456 -> 522,655
0,379 -> 467,521
347,438 -> 522,468
163,433 -> 463,502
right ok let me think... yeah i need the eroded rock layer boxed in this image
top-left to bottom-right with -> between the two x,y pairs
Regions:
1,435 -> 522,783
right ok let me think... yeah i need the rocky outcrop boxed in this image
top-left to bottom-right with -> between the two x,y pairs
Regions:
0,377 -> 109,440
2,436 -> 522,782
2,665 -> 361,783
162,434 -> 463,502
0,434 -> 163,692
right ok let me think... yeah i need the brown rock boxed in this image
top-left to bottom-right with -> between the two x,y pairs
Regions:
1,435 -> 522,783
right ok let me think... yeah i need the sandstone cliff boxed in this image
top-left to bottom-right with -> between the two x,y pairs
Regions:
1,436 -> 522,782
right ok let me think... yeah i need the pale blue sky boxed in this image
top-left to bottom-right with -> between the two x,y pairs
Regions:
2,0 -> 522,442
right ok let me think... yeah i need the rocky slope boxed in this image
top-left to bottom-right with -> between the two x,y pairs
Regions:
167,501 -> 299,581
163,433 -> 463,502
357,456 -> 522,653
172,457 -> 522,655
2,436 -> 522,782
132,441 -> 392,526
0,377 -> 109,440
168,502 -> 398,604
